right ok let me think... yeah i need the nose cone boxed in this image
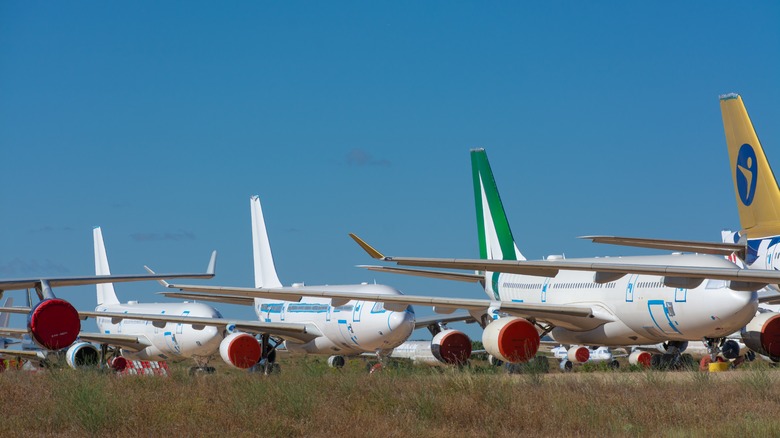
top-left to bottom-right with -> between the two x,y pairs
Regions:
383,308 -> 415,348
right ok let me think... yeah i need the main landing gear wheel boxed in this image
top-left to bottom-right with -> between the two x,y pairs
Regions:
189,366 -> 216,375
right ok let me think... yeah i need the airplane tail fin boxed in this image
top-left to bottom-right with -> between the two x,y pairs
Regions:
93,227 -> 120,305
471,149 -> 525,262
721,94 -> 780,239
250,196 -> 283,288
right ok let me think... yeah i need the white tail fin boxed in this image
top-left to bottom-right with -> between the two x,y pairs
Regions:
250,196 -> 283,288
93,227 -> 120,305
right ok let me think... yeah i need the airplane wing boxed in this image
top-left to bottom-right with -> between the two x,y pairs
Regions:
0,251 -> 217,291
358,265 -> 484,282
412,312 -> 478,330
159,283 -> 611,332
348,234 -> 778,291
0,348 -> 46,361
77,311 -> 322,343
579,235 -> 745,257
0,327 -> 29,337
77,332 -> 153,352
159,291 -> 255,306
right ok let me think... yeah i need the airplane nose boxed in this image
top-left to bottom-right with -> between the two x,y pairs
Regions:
386,308 -> 415,343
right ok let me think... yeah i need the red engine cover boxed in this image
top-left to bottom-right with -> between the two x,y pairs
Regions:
431,330 -> 472,365
109,357 -> 128,372
27,298 -> 80,350
759,315 -> 780,359
220,333 -> 262,369
569,346 -> 590,363
629,350 -> 652,367
483,317 -> 541,363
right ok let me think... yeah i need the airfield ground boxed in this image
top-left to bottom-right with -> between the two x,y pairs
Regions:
1,356 -> 778,437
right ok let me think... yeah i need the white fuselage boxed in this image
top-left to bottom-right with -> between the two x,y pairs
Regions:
551,345 -> 614,363
94,302 -> 224,361
254,283 -> 415,356
486,253 -> 758,346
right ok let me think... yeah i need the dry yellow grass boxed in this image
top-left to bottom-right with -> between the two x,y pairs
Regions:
1,357 -> 779,437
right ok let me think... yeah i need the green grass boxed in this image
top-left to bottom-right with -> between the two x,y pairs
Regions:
1,357 -> 779,437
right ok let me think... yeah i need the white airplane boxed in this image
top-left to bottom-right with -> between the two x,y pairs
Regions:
159,149 -> 777,367
549,345 -> 621,371
158,196 -> 450,370
0,250 -> 216,358
577,94 -> 780,363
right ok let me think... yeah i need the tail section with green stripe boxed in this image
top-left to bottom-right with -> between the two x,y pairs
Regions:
471,148 -> 524,299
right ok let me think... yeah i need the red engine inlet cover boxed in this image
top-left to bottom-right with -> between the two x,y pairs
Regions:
760,314 -> 780,359
483,317 -> 540,363
109,357 -> 128,372
220,333 -> 262,369
27,298 -> 80,350
432,330 -> 472,365
571,347 -> 590,363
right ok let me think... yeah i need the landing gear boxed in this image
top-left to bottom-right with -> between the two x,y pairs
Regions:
189,366 -> 216,375
189,355 -> 215,375
608,360 -> 620,370
328,355 -> 346,368
251,334 -> 281,375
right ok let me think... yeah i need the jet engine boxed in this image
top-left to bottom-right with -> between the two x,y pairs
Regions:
741,312 -> 780,361
431,329 -> 472,365
628,350 -> 652,367
567,346 -> 590,363
482,317 -> 539,363
65,342 -> 99,369
219,333 -> 261,369
27,298 -> 81,350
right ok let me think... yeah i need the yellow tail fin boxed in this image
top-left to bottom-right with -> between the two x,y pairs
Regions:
721,93 -> 780,239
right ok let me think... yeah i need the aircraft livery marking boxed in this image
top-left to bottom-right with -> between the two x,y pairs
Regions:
736,143 -> 758,206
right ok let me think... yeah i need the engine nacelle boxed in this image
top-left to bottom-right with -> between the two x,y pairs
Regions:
482,317 -> 539,363
65,342 -> 99,369
628,350 -> 652,367
741,312 -> 780,361
567,346 -> 590,363
27,298 -> 81,350
655,341 -> 688,354
431,329 -> 472,365
219,333 -> 261,369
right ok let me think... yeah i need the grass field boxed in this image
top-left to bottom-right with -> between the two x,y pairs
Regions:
1,357 -> 779,437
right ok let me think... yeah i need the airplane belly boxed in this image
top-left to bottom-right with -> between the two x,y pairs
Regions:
552,320 -> 655,346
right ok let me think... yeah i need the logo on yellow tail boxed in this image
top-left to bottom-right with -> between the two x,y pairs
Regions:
736,143 -> 758,206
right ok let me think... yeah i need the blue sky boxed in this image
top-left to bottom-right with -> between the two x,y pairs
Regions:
1,3 -> 779,339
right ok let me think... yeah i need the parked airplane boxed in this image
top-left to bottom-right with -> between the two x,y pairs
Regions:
159,150 -> 771,366
549,345 -> 621,371
0,250 -> 216,355
158,196 -> 441,370
576,94 -> 780,362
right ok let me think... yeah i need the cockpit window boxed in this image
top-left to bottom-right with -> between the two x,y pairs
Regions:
705,279 -> 728,289
371,302 -> 386,313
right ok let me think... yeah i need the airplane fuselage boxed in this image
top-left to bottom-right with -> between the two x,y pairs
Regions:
254,283 -> 415,356
94,302 -> 224,361
487,253 -> 757,346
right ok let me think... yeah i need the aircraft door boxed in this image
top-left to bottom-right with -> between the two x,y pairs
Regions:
647,300 -> 681,336
353,301 -> 363,323
176,310 -> 190,334
626,275 -> 638,302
